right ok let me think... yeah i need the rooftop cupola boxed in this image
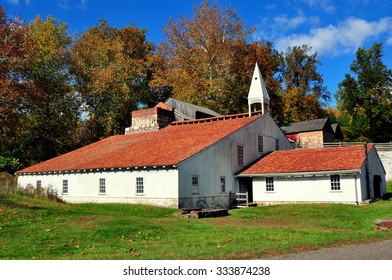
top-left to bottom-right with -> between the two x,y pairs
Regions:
248,63 -> 270,116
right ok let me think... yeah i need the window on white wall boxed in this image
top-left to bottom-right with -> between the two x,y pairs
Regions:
62,180 -> 68,194
330,175 -> 340,190
266,177 -> 274,192
258,135 -> 264,154
237,145 -> 244,166
220,177 -> 226,193
36,180 -> 41,188
136,177 -> 144,194
99,178 -> 106,194
192,176 -> 199,194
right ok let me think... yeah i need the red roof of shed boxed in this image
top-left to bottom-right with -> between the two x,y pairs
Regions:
19,114 -> 263,173
240,145 -> 372,175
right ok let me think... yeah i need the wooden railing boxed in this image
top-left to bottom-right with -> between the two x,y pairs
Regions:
321,142 -> 392,151
233,191 -> 249,207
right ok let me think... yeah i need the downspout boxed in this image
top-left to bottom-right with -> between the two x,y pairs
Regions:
364,143 -> 373,201
354,174 -> 359,205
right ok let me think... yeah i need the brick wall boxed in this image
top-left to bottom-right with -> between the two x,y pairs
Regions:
125,107 -> 174,134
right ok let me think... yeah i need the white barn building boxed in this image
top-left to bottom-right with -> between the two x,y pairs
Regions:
17,112 -> 291,208
238,145 -> 386,204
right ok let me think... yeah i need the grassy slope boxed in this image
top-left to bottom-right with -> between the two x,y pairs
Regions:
1,188 -> 392,260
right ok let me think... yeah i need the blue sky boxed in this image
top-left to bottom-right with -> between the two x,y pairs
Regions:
2,0 -> 392,107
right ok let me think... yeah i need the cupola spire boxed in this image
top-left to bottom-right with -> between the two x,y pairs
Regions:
248,63 -> 270,116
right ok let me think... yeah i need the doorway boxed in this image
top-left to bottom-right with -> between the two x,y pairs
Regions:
238,177 -> 253,202
373,175 -> 382,198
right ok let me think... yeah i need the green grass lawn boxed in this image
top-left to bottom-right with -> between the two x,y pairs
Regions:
1,187 -> 392,260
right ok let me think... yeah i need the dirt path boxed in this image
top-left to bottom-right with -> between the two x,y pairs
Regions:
266,239 -> 392,260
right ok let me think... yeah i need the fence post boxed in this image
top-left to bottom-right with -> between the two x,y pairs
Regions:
246,191 -> 249,207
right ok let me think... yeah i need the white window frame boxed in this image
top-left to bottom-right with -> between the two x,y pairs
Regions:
136,177 -> 144,195
266,177 -> 274,192
99,178 -> 106,194
192,176 -> 199,194
257,135 -> 264,154
237,145 -> 244,166
220,176 -> 226,193
330,174 -> 341,191
62,179 -> 68,194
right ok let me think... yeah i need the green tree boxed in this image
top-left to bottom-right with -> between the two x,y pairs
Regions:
336,42 -> 392,142
280,45 -> 330,122
70,20 -> 152,142
18,16 -> 81,165
151,0 -> 281,115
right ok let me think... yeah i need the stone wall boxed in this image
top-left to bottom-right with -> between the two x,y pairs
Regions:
298,131 -> 323,148
378,150 -> 392,181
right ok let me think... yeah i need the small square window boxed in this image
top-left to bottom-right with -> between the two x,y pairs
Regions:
220,177 -> 226,193
99,178 -> 106,194
62,179 -> 68,194
192,176 -> 199,194
136,177 -> 144,194
266,177 -> 274,192
330,174 -> 340,191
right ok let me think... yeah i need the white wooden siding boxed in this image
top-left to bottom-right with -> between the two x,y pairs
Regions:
252,174 -> 362,204
18,169 -> 179,207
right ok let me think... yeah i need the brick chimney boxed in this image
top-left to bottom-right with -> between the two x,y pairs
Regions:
125,103 -> 175,134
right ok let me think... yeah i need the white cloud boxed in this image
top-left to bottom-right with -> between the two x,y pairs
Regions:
58,0 -> 70,10
57,0 -> 89,10
78,0 -> 89,10
300,0 -> 336,13
274,14 -> 319,31
5,0 -> 20,4
274,17 -> 392,56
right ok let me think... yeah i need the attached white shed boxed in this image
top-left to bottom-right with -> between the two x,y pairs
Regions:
238,145 -> 386,204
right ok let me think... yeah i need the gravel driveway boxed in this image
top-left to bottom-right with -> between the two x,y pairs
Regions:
267,239 -> 392,260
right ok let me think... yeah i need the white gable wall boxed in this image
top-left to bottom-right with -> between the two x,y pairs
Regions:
360,147 -> 387,200
18,169 -> 179,207
177,114 -> 292,208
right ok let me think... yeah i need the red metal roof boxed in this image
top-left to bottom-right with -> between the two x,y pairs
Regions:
19,114 -> 263,173
240,145 -> 373,175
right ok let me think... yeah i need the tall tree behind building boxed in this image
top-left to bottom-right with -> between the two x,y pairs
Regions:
0,7 -> 32,172
336,42 -> 392,142
151,0 -> 282,115
280,45 -> 330,122
70,20 -> 152,142
20,16 -> 80,165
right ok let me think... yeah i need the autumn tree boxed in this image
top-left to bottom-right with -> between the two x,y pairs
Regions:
280,45 -> 330,122
0,7 -> 32,172
70,20 -> 152,142
13,15 -> 82,166
336,43 -> 392,142
152,0 -> 281,115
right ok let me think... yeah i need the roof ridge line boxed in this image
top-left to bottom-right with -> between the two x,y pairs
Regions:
171,111 -> 263,126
